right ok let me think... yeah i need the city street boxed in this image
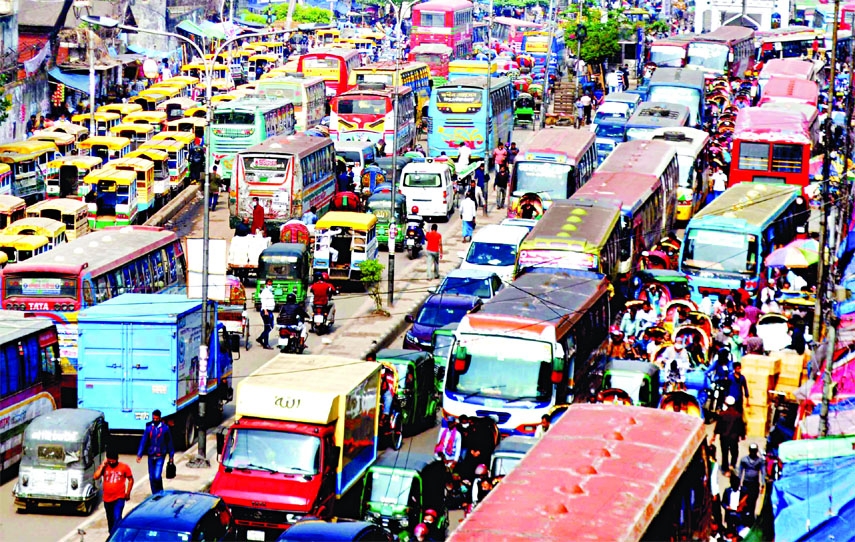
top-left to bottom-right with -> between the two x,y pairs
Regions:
0,128 -> 539,542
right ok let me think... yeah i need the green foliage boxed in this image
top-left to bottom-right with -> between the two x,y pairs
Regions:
358,259 -> 387,314
242,4 -> 332,24
493,0 -> 549,7
645,19 -> 670,34
0,74 -> 12,125
240,10 -> 265,24
564,15 -> 621,64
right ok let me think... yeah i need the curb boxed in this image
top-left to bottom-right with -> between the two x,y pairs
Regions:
145,185 -> 200,227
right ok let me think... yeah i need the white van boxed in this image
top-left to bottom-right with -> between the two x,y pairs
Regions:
399,159 -> 454,220
334,140 -> 376,179
458,224 -> 530,282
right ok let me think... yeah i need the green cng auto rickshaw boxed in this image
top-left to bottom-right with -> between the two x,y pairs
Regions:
490,435 -> 536,481
367,191 -> 407,252
13,409 -> 109,515
375,348 -> 439,434
253,243 -> 310,309
601,359 -> 661,407
431,323 -> 457,394
361,452 -> 448,539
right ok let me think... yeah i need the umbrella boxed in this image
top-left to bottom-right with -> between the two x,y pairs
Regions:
787,238 -> 820,254
765,246 -> 819,268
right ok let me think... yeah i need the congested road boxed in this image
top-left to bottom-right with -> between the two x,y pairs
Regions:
0,127 -> 539,542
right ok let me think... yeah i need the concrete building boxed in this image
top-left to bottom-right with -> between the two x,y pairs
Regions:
693,0 -> 793,33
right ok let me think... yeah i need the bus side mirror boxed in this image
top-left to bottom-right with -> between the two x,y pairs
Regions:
453,346 -> 469,373
216,428 -> 227,462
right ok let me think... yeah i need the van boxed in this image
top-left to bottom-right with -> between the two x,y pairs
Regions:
457,224 -> 530,282
399,159 -> 454,220
334,140 -> 376,179
109,491 -> 233,541
603,91 -> 642,115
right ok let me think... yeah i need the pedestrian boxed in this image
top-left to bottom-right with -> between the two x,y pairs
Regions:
508,142 -> 519,164
251,196 -> 265,235
456,141 -> 471,170
494,164 -> 509,209
492,141 -> 508,170
475,164 -> 488,215
301,205 -> 318,226
26,115 -> 36,138
711,167 -> 728,201
575,97 -> 585,128
606,69 -> 621,93
534,414 -> 551,438
712,396 -> 745,469
376,138 -> 386,157
256,279 -> 275,349
458,415 -> 495,479
208,165 -> 221,212
620,64 -> 630,90
425,223 -> 442,280
434,417 -> 462,468
189,138 -> 204,183
460,194 -> 477,242
744,324 -> 765,354
728,362 -> 750,412
466,180 -> 486,211
722,469 -> 750,535
708,444 -> 723,533
235,216 -> 251,237
738,443 -> 765,517
581,92 -> 593,125
95,448 -> 134,534
136,409 -> 174,494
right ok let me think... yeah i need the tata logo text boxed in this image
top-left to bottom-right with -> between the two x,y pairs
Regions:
273,396 -> 301,409
28,302 -> 49,310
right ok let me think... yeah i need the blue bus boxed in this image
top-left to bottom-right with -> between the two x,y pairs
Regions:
427,76 -> 514,161
624,102 -> 690,141
679,183 -> 808,302
521,30 -> 565,75
646,67 -> 705,128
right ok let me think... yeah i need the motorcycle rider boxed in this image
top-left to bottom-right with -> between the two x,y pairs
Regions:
277,293 -> 309,349
310,272 -> 337,326
406,205 -> 426,247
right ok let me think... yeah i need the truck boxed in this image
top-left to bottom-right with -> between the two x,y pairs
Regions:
210,354 -> 381,541
76,294 -> 237,449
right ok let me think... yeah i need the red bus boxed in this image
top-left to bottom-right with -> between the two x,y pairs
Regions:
687,26 -> 755,79
490,17 -> 542,53
411,0 -> 474,59
453,404 -> 713,541
729,107 -> 812,188
0,313 -> 61,480
647,35 -> 694,67
296,49 -> 362,98
758,75 -> 819,107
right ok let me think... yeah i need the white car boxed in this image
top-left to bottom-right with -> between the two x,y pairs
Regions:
458,224 -> 530,282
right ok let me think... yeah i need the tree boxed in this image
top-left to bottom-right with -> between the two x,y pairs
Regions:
359,259 -> 389,316
565,16 -> 620,65
241,4 -> 333,25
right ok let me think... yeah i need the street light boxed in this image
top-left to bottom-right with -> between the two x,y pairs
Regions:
83,14 -> 296,467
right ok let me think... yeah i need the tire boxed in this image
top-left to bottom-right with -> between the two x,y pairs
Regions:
176,409 -> 197,450
78,497 -> 95,516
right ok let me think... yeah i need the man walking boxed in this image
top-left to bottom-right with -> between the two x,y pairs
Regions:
738,443 -> 765,517
425,224 -> 443,280
95,448 -> 134,534
208,165 -> 221,212
257,279 -> 275,349
136,409 -> 174,494
712,396 -> 745,469
494,164 -> 509,209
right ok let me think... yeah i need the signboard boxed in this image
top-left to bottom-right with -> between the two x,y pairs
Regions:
186,238 -> 229,301
21,278 -> 62,295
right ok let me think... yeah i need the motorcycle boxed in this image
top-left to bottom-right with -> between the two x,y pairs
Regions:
405,209 -> 425,259
311,302 -> 336,335
276,313 -> 306,354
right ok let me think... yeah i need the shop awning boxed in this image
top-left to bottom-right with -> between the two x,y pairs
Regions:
125,43 -> 180,61
48,67 -> 90,94
199,20 -> 228,40
176,20 -> 208,39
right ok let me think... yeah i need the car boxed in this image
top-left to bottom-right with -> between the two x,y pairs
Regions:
458,224 -> 530,282
500,218 -> 538,232
278,519 -> 392,541
108,490 -> 233,541
403,293 -> 482,351
434,269 -> 504,300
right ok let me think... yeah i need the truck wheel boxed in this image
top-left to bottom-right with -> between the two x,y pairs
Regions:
78,498 -> 95,516
177,410 -> 197,450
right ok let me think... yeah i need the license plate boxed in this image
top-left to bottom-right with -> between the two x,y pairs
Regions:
406,239 -> 415,246
314,314 -> 324,324
247,530 -> 265,541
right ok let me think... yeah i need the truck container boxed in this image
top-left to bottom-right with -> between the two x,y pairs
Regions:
76,294 -> 236,448
211,354 -> 381,541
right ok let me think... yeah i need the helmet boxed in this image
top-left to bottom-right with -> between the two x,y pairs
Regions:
411,205 -> 419,214
286,293 -> 297,304
321,272 -> 329,281
475,464 -> 488,476
423,509 -> 437,522
414,524 -> 429,537
609,325 -> 623,337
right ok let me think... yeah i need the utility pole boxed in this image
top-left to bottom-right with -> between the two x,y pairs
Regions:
387,45 -> 401,307
539,0 -> 555,129
88,29 -> 96,137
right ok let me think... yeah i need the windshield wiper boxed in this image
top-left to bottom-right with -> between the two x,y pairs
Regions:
233,462 -> 278,473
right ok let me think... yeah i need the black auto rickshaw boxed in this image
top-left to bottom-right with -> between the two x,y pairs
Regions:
252,243 -> 310,310
374,156 -> 412,183
367,191 -> 407,252
375,348 -> 439,434
361,452 -> 448,540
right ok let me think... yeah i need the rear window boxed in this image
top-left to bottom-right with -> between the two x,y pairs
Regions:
403,173 -> 441,187
109,528 -> 190,541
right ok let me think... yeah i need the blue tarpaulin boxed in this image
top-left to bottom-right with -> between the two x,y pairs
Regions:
48,67 -> 90,94
125,43 -> 180,61
772,453 -> 855,542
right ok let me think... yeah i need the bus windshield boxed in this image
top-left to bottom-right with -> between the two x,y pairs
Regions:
687,42 -> 729,72
222,428 -> 320,475
447,336 -> 552,402
213,111 -> 254,125
4,274 -> 77,297
681,229 -> 758,275
649,45 -> 686,67
512,162 -> 572,198
336,97 -> 387,115
356,73 -> 394,86
595,123 -> 626,140
648,86 -> 701,125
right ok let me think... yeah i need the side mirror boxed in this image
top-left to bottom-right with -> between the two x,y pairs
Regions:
228,332 -> 241,353
216,427 -> 227,462
428,287 -> 437,294
405,314 -> 414,323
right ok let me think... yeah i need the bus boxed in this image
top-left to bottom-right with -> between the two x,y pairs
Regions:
624,102 -> 690,141
680,183 -> 807,301
230,134 -> 337,236
757,75 -> 819,107
210,98 -> 297,181
330,85 -> 416,155
650,127 -> 711,222
0,313 -> 61,480
1,226 -> 187,406
491,17 -> 542,52
409,45 -> 453,83
26,198 -> 90,241
729,107 -> 812,188
350,62 -> 433,125
758,58 -> 823,92
411,0 -> 475,59
521,31 -> 565,73
687,26 -> 756,79
453,404 -> 713,541
518,198 -> 630,282
445,273 -> 611,436
646,67 -> 705,127
755,26 -> 816,61
248,76 -> 327,132
648,35 -> 695,67
507,128 -> 597,218
0,141 -> 60,204
427,76 -> 514,160
447,59 -> 501,80
296,49 -> 362,97
574,139 -> 679,273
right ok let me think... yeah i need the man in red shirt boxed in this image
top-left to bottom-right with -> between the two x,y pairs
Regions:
425,224 -> 443,280
94,449 -> 134,534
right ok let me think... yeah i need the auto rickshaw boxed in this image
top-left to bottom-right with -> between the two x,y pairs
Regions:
279,220 -> 311,246
122,111 -> 168,133
375,349 -> 439,434
97,103 -> 143,116
247,54 -> 279,81
361,452 -> 448,540
71,112 -> 120,136
359,164 -> 387,198
490,436 -> 535,481
633,269 -> 691,305
184,106 -> 208,119
514,92 -> 536,130
13,408 -> 108,515
38,122 -> 90,146
367,190 -> 407,252
660,390 -> 704,419
596,387 -> 634,405
109,123 -> 155,151
756,312 -> 789,352
601,359 -> 661,407
330,191 -> 363,212
78,136 -> 132,163
430,323 -> 457,393
673,324 -> 711,366
219,275 -> 250,351
45,156 -> 102,199
166,117 -> 206,141
252,242 -> 310,309
29,131 -> 77,156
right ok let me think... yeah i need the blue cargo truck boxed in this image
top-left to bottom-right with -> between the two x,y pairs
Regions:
76,294 -> 237,448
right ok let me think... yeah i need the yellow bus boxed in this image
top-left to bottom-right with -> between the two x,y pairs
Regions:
122,111 -> 167,133
45,155 -> 102,199
350,61 -> 433,124
131,89 -> 175,111
181,63 -> 229,80
126,148 -> 171,206
37,122 -> 89,145
71,112 -> 121,136
0,163 -> 11,197
81,168 -> 140,227
29,131 -> 77,155
102,157 -> 157,218
158,97 -> 200,120
77,136 -> 132,163
184,105 -> 208,119
152,131 -> 195,146
139,139 -> 188,193
0,233 -> 50,264
98,103 -> 143,116
26,198 -> 90,240
108,123 -> 155,150
247,53 -> 279,81
0,194 -> 26,228
4,217 -> 67,248
0,141 -> 60,203
165,117 -> 206,140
